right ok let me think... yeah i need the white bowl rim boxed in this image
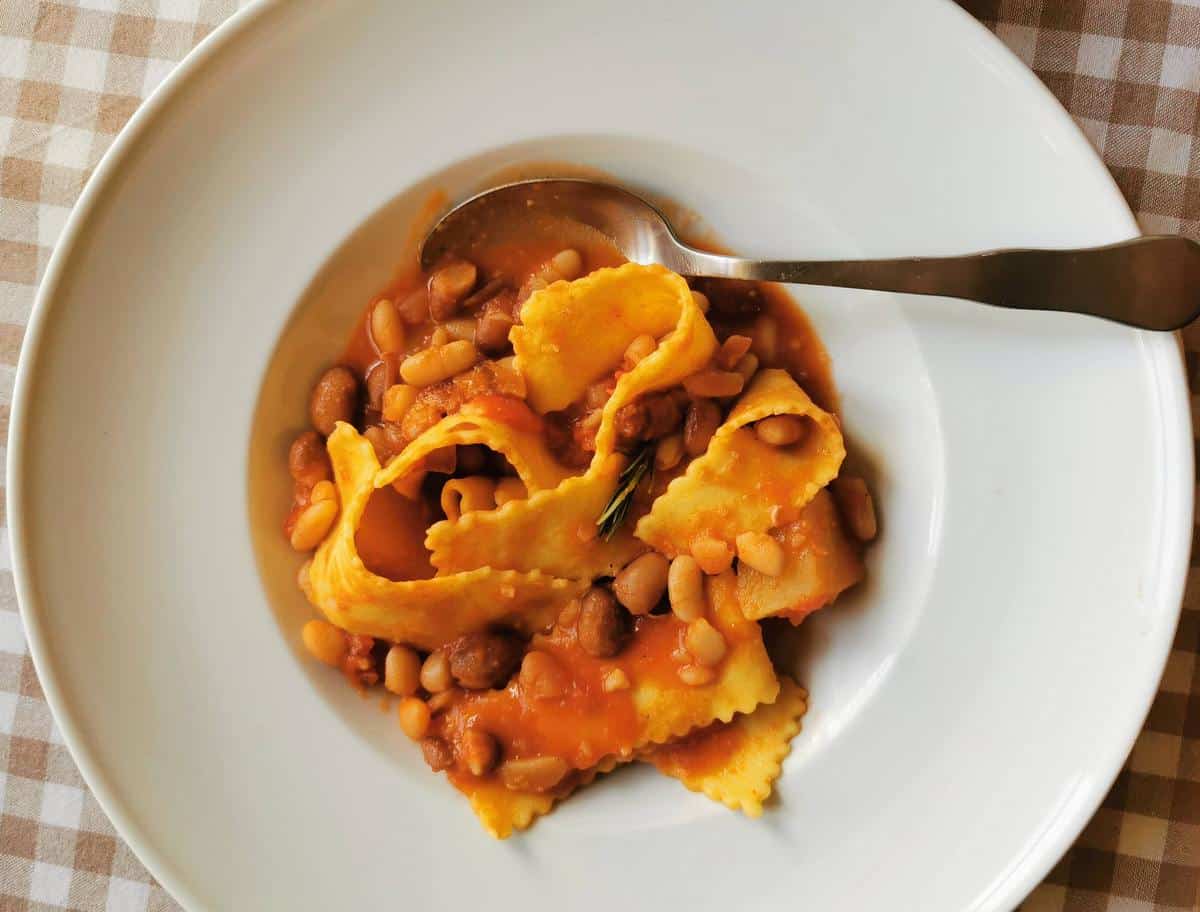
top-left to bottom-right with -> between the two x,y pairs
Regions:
6,2 -> 1193,909
8,4 -> 278,909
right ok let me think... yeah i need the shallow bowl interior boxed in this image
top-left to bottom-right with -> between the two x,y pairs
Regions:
9,2 -> 1191,910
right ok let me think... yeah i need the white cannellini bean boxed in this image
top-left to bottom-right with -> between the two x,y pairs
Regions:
400,340 -> 480,387
668,555 -> 705,621
685,619 -> 728,667
735,531 -> 785,576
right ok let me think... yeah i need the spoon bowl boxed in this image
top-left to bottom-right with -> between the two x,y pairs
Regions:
420,178 -> 682,271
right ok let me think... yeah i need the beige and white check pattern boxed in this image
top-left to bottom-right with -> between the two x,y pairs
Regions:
959,4 -> 1200,908
0,0 -> 1198,909
1,3 -> 242,909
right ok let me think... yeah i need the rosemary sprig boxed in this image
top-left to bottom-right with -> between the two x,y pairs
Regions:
596,445 -> 654,541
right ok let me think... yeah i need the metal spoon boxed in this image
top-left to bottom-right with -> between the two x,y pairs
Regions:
420,178 -> 1200,331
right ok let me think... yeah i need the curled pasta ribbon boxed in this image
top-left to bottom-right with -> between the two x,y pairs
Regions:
440,477 -> 497,522
306,423 -> 585,651
512,263 -> 716,422
493,477 -> 527,506
736,489 -> 863,623
461,757 -> 620,840
432,264 -> 717,579
428,451 -> 645,580
635,369 -> 845,557
643,676 -> 808,818
375,409 -> 570,496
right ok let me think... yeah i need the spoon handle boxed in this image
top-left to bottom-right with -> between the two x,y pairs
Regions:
675,235 -> 1200,331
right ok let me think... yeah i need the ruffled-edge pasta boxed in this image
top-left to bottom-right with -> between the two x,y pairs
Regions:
428,452 -> 646,580
461,757 -> 620,839
431,264 -> 717,579
512,263 -> 717,421
643,675 -> 807,817
306,423 -> 585,650
430,572 -> 779,834
737,489 -> 864,623
374,408 -> 571,495
635,369 -> 845,556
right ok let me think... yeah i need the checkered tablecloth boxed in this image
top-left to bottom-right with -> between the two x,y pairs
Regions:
0,1 -> 1198,909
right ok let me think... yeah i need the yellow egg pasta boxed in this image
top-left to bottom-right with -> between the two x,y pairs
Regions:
431,264 -> 719,579
635,369 -> 845,556
643,675 -> 808,817
429,571 -> 780,836
631,573 -> 780,749
456,571 -> 779,757
632,659 -> 778,753
512,263 -> 717,417
737,489 -> 864,622
427,452 -> 646,580
374,410 -> 571,495
306,423 -> 584,650
461,757 -> 620,840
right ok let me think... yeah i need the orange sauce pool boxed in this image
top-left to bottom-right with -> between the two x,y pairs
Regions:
354,485 -> 435,581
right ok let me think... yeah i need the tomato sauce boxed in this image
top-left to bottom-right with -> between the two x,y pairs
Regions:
434,617 -> 680,776
354,484 -> 436,581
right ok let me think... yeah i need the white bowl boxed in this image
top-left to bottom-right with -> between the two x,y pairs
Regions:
9,1 -> 1191,909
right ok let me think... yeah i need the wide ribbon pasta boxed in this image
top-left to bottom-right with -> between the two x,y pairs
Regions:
737,489 -> 864,623
306,422 -> 584,650
635,369 -> 845,556
644,676 -> 807,817
430,572 -> 779,835
458,758 -> 620,840
431,264 -> 717,579
512,262 -> 717,419
375,408 -> 571,494
471,674 -> 807,833
428,452 -> 645,580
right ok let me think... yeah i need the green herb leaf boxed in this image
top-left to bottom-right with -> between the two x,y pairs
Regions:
596,445 -> 654,541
